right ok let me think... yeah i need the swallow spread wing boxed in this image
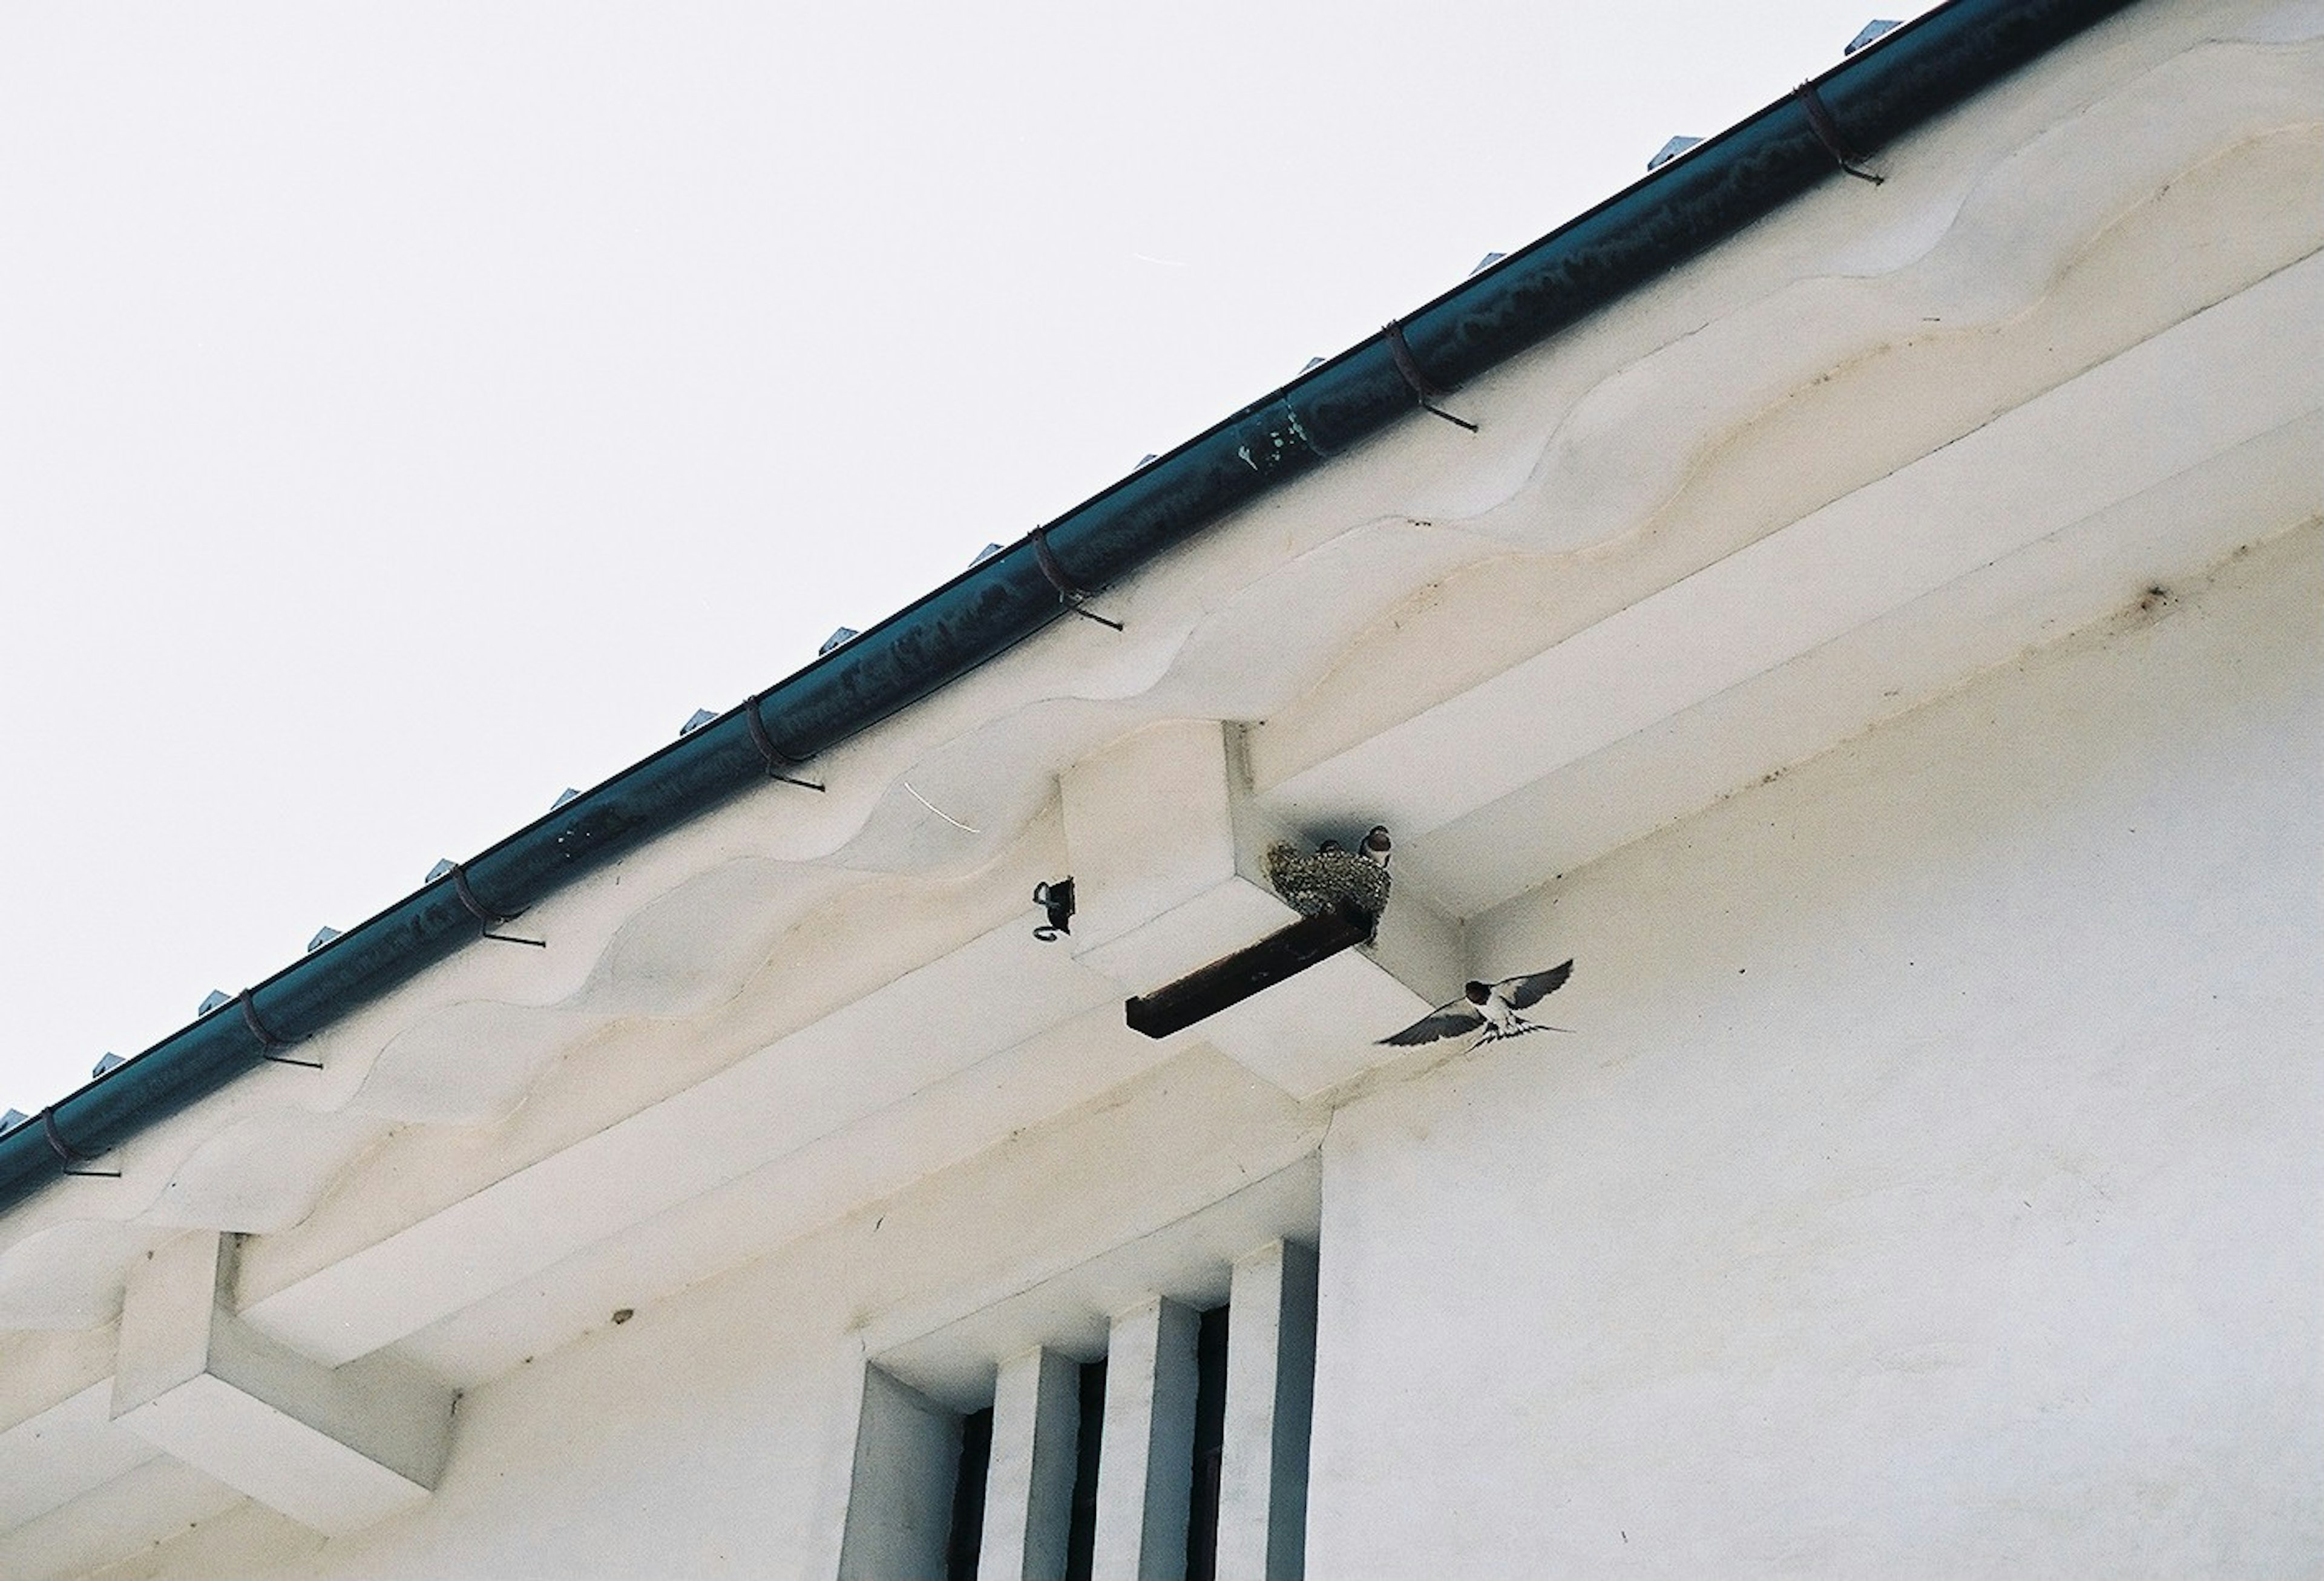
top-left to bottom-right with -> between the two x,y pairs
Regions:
1498,960 -> 1572,1008
1377,1001 -> 1492,1047
1378,960 -> 1576,1047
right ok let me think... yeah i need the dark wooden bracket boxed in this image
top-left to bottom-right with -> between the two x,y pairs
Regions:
1124,903 -> 1375,1039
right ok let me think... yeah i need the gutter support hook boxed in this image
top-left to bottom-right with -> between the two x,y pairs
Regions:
450,863 -> 548,948
240,990 -> 323,1069
1383,321 -> 1480,432
41,1107 -> 119,1179
1028,527 -> 1124,631
1793,82 -> 1885,183
743,695 -> 827,792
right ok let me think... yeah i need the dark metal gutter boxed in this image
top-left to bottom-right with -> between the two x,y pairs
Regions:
0,0 -> 2138,1214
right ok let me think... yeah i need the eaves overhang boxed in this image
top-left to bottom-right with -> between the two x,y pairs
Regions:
0,0 -> 2145,1217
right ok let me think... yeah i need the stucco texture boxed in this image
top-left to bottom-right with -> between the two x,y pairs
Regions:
1306,523 -> 2323,1579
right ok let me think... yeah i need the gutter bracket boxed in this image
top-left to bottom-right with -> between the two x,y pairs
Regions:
41,1107 -> 119,1178
1793,81 -> 1885,183
742,694 -> 827,792
1382,321 -> 1479,432
450,863 -> 548,949
240,990 -> 323,1070
1028,526 -> 1125,632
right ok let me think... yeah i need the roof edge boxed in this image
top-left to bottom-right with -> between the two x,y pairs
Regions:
0,0 -> 2141,1216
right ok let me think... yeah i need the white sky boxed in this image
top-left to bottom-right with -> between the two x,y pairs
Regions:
1,2 -> 1910,1111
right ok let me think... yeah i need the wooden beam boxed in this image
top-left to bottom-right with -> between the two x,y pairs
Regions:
1123,906 -> 1373,1039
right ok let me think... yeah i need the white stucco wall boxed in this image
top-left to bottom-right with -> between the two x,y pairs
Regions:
84,522 -> 2318,1581
83,1254 -> 873,1580
1305,523 -> 2323,1578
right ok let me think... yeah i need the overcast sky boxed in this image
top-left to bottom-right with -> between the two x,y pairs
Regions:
1,2 -> 1911,1112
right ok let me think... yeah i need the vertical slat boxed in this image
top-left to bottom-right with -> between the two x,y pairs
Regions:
980,1347 -> 1082,1581
1214,1242 -> 1319,1581
838,1367 -> 962,1581
1091,1297 -> 1200,1581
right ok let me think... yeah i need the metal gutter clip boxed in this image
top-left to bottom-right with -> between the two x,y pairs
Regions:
742,695 -> 827,792
1793,80 -> 1885,183
1028,526 -> 1124,631
450,863 -> 548,949
41,1107 -> 117,1178
240,990 -> 321,1069
1382,320 -> 1479,433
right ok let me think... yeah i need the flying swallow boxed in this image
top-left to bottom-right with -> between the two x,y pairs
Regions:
1378,961 -> 1575,1047
1360,825 -> 1392,868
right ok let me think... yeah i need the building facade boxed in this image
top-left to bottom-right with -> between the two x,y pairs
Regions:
3,1 -> 2319,1576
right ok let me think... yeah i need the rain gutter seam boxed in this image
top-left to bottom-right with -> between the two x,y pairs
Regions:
0,0 -> 2141,1215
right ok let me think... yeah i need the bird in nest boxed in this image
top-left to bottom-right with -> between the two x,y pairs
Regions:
1264,829 -> 1392,936
1378,961 -> 1575,1047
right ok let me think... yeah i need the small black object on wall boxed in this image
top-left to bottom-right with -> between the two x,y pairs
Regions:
1032,879 -> 1076,941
